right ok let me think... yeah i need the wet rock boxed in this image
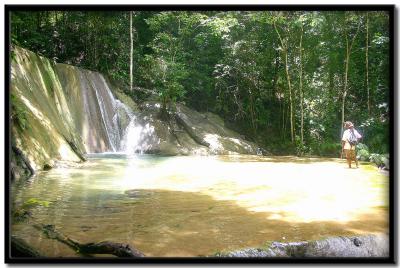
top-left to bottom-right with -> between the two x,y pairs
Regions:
353,237 -> 362,247
43,163 -> 52,171
221,248 -> 277,257
10,145 -> 34,182
135,101 -> 258,156
11,47 -> 86,174
175,104 -> 258,155
222,234 -> 389,258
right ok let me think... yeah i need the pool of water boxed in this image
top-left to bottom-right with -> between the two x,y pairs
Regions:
11,154 -> 389,257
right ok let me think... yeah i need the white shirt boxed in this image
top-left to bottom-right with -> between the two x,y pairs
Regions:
342,128 -> 362,150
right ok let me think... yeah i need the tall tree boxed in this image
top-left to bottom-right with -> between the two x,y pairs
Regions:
365,12 -> 370,115
130,11 -> 134,91
298,19 -> 304,145
341,12 -> 361,135
274,15 -> 295,143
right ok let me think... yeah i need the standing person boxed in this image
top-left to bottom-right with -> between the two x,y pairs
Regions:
341,121 -> 362,168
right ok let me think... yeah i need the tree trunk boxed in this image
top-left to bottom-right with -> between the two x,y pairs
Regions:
274,21 -> 294,143
282,97 -> 286,138
342,41 -> 350,136
272,50 -> 280,99
130,11 -> 134,91
341,16 -> 361,135
94,36 -> 97,67
284,50 -> 294,143
248,77 -> 257,136
34,224 -> 144,257
299,23 -> 304,144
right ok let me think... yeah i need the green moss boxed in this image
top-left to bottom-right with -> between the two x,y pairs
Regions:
10,92 -> 28,131
13,198 -> 52,223
11,49 -> 17,62
15,107 -> 62,169
22,198 -> 51,209
42,69 -> 55,95
8,47 -> 89,175
261,241 -> 274,249
115,90 -> 139,112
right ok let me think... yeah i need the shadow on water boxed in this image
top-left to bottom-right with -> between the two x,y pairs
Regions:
12,188 -> 389,257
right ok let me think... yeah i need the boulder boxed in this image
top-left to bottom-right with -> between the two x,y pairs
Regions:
175,104 -> 258,155
221,234 -> 389,258
133,101 -> 259,156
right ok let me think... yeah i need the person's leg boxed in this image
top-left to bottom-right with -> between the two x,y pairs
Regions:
345,150 -> 352,168
354,150 -> 359,168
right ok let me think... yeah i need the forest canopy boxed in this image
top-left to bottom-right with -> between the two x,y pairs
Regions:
10,10 -> 390,156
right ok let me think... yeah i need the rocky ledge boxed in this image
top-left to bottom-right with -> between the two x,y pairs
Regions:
218,234 -> 389,258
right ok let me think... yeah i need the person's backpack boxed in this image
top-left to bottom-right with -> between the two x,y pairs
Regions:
348,130 -> 358,146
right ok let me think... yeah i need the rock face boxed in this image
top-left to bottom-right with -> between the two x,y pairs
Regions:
175,105 -> 258,155
11,47 -> 85,174
10,46 -> 260,177
129,101 -> 259,156
221,234 -> 389,258
56,64 -> 135,153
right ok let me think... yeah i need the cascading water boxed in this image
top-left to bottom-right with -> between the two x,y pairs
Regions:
115,100 -> 148,154
79,69 -> 148,154
120,116 -> 156,155
91,77 -> 120,152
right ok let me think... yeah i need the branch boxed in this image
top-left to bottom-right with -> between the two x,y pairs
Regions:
349,19 -> 362,52
33,224 -> 145,257
273,20 -> 286,50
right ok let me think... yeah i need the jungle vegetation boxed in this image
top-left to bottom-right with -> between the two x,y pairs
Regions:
10,10 -> 391,156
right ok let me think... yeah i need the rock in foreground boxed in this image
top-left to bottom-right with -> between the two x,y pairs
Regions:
220,234 -> 389,258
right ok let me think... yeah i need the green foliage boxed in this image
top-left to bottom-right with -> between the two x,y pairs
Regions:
318,142 -> 342,157
369,153 -> 389,169
356,143 -> 370,161
13,198 -> 51,222
357,149 -> 370,161
10,49 -> 17,62
295,137 -> 307,156
22,198 -> 51,209
360,120 -> 388,154
10,10 -> 390,155
10,93 -> 28,131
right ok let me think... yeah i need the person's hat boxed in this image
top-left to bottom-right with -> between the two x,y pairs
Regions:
344,121 -> 354,128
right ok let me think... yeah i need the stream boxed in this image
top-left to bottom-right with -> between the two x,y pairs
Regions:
11,154 -> 389,257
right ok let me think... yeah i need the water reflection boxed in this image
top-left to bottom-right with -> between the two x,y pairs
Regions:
12,155 -> 388,257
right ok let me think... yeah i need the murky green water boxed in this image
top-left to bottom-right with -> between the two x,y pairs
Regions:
11,154 -> 389,257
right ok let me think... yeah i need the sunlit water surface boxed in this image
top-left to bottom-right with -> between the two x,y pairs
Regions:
12,154 -> 388,257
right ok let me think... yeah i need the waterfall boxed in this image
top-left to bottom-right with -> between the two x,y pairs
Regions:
13,47 -> 157,158
79,70 -> 146,154
120,117 -> 156,155
92,80 -> 119,152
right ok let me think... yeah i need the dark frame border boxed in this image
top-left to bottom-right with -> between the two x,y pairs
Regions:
4,4 -> 396,264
